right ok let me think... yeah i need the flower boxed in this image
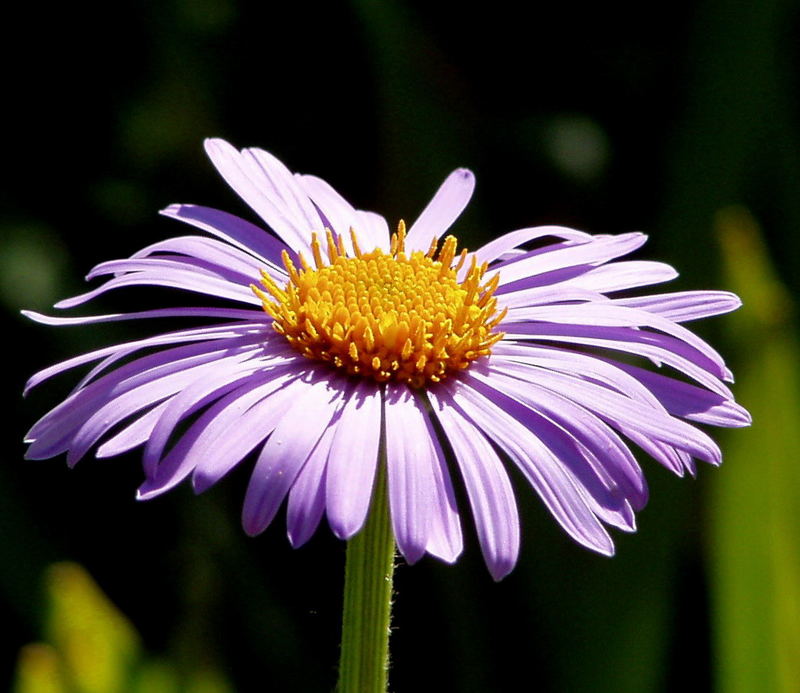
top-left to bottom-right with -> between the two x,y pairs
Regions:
24,138 -> 750,580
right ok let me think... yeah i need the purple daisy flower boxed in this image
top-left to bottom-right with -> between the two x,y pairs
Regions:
24,138 -> 749,580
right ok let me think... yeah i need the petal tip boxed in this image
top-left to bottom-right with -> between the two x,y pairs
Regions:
397,542 -> 426,566
136,483 -> 156,501
488,562 -> 515,582
94,445 -> 113,459
328,518 -> 363,542
242,518 -> 263,538
191,473 -> 213,495
159,203 -> 182,217
203,137 -> 231,152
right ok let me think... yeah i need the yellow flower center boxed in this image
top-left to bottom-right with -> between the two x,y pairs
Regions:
252,221 -> 506,388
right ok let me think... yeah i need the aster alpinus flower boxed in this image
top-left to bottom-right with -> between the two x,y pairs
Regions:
24,138 -> 749,581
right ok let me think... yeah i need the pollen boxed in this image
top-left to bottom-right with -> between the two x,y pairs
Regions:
252,221 -> 506,388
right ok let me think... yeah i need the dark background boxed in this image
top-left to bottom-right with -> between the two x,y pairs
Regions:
3,1 -> 800,691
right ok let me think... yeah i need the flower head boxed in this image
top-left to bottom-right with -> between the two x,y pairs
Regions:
24,139 -> 749,580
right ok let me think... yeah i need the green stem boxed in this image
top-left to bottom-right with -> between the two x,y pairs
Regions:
338,454 -> 396,693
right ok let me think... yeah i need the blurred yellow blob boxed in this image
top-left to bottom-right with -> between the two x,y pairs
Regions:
13,562 -> 233,693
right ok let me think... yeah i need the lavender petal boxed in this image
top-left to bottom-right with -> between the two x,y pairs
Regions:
384,384 -> 437,565
444,377 -> 615,556
325,380 -> 382,540
241,376 -> 344,536
286,426 -> 336,548
160,203 -> 289,268
428,388 -> 520,581
405,169 -> 475,252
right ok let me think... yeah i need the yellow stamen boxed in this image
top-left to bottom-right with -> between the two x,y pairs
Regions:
349,227 -> 362,258
252,221 -> 505,387
310,232 -> 324,268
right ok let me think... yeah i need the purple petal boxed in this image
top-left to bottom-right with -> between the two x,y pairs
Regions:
428,388 -> 520,580
419,402 -> 463,564
483,359 -> 647,511
245,147 -> 323,237
354,211 -> 391,252
160,204 -> 290,268
474,226 -> 591,266
498,286 -> 606,310
294,174 -> 377,256
500,323 -> 733,396
491,343 -> 671,407
619,430 -> 691,476
325,380 -> 382,540
242,375 -> 344,536
562,260 -> 678,293
26,342 -> 263,460
603,359 -> 751,427
501,302 -> 728,376
191,373 -> 312,493
488,359 -> 721,464
55,264 -> 261,310
23,307 -> 262,327
488,233 -> 648,287
95,400 -> 171,458
130,235 -> 279,281
138,370 -> 302,500
204,139 -> 319,253
473,380 -> 638,531
141,358 -> 285,475
66,355 -> 253,467
86,256 -> 257,292
286,426 -> 336,548
443,377 -> 615,556
24,324 -> 268,394
614,290 -> 742,322
383,384 -> 438,565
405,168 -> 475,252
494,264 -> 598,295
494,249 -> 526,263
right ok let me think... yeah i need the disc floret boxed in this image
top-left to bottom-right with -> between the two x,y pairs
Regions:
253,221 -> 506,388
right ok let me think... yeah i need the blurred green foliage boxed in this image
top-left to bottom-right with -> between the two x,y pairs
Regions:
711,208 -> 800,693
5,0 -> 800,691
13,563 -> 232,693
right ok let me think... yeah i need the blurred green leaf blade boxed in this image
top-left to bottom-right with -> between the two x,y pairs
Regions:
710,207 -> 800,693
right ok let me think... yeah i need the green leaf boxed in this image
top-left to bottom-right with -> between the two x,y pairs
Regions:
710,207 -> 800,693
